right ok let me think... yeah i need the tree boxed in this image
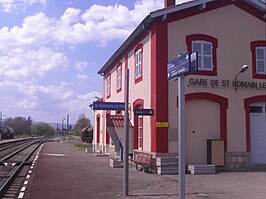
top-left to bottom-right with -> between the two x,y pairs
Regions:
4,116 -> 31,136
74,113 -> 91,136
32,122 -> 55,136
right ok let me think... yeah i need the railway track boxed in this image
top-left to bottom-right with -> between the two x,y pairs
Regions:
0,138 -> 36,160
0,138 -> 46,199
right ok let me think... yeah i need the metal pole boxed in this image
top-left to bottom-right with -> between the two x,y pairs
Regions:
123,69 -> 129,196
178,75 -> 186,199
0,111 -> 2,127
66,114 -> 69,142
66,114 -> 69,135
62,118 -> 65,133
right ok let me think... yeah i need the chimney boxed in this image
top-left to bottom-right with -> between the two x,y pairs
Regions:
164,0 -> 175,8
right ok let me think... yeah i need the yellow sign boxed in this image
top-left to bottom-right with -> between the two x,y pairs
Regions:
156,122 -> 169,127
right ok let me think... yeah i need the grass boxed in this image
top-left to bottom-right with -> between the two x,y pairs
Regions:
74,143 -> 93,151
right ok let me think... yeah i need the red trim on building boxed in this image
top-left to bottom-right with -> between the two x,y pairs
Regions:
96,114 -> 100,144
151,19 -> 168,153
134,44 -> 143,84
133,99 -> 144,150
250,41 -> 266,79
186,34 -> 218,76
185,92 -> 228,152
166,0 -> 232,23
244,95 -> 266,152
106,111 -> 110,144
166,0 -> 265,23
233,0 -> 266,22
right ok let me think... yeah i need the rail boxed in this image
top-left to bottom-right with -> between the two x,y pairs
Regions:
0,138 -> 46,198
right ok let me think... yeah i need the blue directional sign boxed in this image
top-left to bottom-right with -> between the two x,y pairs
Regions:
92,101 -> 125,110
168,52 -> 189,80
167,52 -> 198,80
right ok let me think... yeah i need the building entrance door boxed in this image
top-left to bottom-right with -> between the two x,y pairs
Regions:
250,102 -> 266,164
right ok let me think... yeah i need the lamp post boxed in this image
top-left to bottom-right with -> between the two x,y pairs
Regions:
234,65 -> 248,91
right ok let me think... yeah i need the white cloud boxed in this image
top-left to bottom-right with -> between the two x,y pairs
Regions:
0,47 -> 69,79
0,0 -> 47,12
75,61 -> 88,71
61,7 -> 81,25
50,0 -> 164,46
0,80 -> 101,123
0,0 -> 164,81
0,0 -> 164,123
0,0 -> 164,50
132,0 -> 164,22
77,74 -> 88,80
17,98 -> 38,109
0,13 -> 54,53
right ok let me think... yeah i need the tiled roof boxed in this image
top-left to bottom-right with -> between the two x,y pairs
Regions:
108,115 -> 133,127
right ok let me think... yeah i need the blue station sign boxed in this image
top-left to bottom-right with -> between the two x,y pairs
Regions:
92,101 -> 125,110
167,52 -> 198,80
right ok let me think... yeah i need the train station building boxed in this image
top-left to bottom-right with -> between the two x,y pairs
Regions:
92,0 -> 266,169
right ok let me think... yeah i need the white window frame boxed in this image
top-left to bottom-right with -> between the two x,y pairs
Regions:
106,75 -> 111,97
138,116 -> 143,150
256,46 -> 266,74
192,40 -> 213,71
117,65 -> 122,90
135,49 -> 142,79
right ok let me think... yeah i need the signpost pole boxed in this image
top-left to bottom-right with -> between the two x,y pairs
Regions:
167,51 -> 197,199
123,69 -> 129,196
178,74 -> 186,199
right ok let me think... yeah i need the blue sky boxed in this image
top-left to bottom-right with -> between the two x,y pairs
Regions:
0,0 -> 171,125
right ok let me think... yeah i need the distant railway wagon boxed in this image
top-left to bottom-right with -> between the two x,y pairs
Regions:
0,126 -> 14,139
81,126 -> 93,143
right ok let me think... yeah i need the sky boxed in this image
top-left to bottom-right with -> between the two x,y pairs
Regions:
0,0 -> 192,125
0,0 -> 163,125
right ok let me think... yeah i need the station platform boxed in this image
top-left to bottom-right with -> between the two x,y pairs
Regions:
23,142 -> 265,199
24,142 -> 171,199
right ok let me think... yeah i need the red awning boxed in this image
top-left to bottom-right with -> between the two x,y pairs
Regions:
107,115 -> 132,127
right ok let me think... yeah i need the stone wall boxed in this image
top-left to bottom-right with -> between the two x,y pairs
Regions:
225,152 -> 250,170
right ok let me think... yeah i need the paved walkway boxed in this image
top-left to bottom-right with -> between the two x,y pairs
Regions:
25,142 -> 266,199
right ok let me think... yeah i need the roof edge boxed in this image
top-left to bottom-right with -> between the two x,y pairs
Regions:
97,15 -> 153,75
98,0 -> 266,76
